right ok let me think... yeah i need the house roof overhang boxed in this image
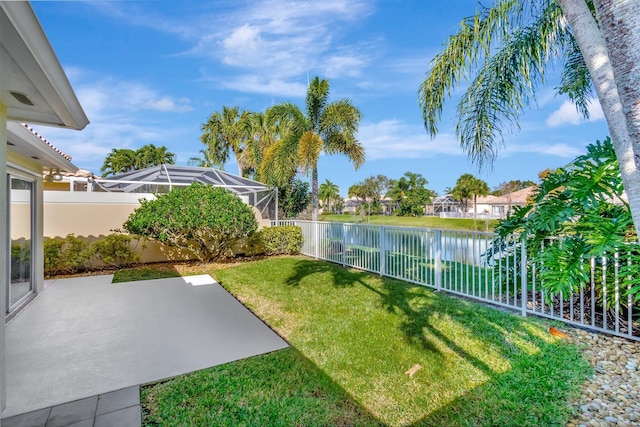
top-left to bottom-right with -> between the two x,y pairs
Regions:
0,2 -> 88,130
7,122 -> 78,173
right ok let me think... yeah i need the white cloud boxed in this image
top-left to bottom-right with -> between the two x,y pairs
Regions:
503,142 -> 585,158
98,0 -> 375,94
357,119 -> 589,162
358,120 -> 464,160
30,70 -> 193,172
221,75 -> 307,97
546,99 -> 605,127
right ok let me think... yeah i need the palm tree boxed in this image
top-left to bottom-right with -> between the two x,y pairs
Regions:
187,148 -> 216,168
200,106 -> 252,177
241,112 -> 278,181
419,0 -> 640,236
100,148 -> 137,176
319,179 -> 340,213
261,76 -> 364,221
451,174 -> 489,216
135,144 -> 175,169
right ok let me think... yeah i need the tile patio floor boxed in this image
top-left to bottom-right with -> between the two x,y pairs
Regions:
2,274 -> 288,420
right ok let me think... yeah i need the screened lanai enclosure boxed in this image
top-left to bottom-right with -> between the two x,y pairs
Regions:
91,165 -> 278,220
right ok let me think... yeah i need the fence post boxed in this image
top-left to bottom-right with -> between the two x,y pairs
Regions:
434,230 -> 442,291
314,221 -> 319,260
521,236 -> 527,317
342,223 -> 347,267
380,226 -> 386,276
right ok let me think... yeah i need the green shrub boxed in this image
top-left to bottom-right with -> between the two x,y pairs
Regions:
256,226 -> 303,255
123,183 -> 258,262
44,238 -> 63,274
43,234 -> 92,275
92,234 -> 140,268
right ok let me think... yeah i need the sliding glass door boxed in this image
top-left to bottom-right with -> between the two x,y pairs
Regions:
7,174 -> 35,312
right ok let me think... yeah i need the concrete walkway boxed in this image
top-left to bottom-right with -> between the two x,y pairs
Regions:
2,274 -> 288,418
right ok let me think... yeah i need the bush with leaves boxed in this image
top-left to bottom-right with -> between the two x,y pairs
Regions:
44,234 -> 93,275
255,226 -> 303,255
492,138 -> 639,307
278,178 -> 311,218
123,183 -> 258,262
92,234 -> 140,268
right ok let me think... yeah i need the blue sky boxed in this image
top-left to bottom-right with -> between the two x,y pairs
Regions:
31,0 -> 609,196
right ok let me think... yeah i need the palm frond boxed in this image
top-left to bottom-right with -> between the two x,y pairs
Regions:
298,131 -> 323,173
456,2 -> 567,168
558,36 -> 594,118
266,103 -> 308,137
419,0 -> 534,137
306,77 -> 330,131
260,134 -> 300,187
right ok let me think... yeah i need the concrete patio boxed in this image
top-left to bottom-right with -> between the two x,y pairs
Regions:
2,274 -> 288,419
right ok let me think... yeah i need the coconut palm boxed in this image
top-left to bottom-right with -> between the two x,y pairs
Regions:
261,76 -> 364,221
100,145 -> 175,177
135,144 -> 175,169
100,148 -> 137,176
187,148 -> 216,168
451,174 -> 489,217
419,0 -> 640,235
319,179 -> 340,213
200,106 -> 252,177
240,112 -> 278,181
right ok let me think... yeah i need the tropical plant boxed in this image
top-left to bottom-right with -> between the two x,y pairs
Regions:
451,174 -> 490,216
318,179 -> 340,213
43,234 -> 93,275
100,148 -> 137,176
200,106 -> 252,177
242,112 -> 278,181
136,144 -> 175,168
278,178 -> 311,219
492,138 -> 639,305
419,0 -> 640,236
123,183 -> 258,261
100,145 -> 176,177
187,148 -> 216,168
261,76 -> 364,221
254,226 -> 303,255
91,234 -> 140,268
387,172 -> 434,216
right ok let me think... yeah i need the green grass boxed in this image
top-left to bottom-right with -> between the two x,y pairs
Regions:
320,213 -> 498,231
142,347 -> 379,426
141,257 -> 589,426
112,267 -> 181,283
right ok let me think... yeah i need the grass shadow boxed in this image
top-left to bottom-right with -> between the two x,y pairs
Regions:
284,258 -> 372,288
141,347 -> 383,426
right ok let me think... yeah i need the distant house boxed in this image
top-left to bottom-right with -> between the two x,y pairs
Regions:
427,194 -> 464,216
342,197 -> 392,214
472,186 -> 535,218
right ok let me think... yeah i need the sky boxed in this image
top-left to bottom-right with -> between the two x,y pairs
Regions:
30,0 -> 610,196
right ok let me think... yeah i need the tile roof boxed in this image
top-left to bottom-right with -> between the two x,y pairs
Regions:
475,186 -> 536,205
21,123 -> 72,161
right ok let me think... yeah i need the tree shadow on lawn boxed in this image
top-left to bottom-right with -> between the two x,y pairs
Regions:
142,347 -> 384,426
283,258 -> 589,425
284,257 -> 373,288
375,279 -> 589,425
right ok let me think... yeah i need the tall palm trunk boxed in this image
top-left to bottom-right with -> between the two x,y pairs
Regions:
557,0 -> 640,237
312,165 -> 319,221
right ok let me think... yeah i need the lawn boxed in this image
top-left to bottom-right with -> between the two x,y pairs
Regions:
141,256 -> 589,426
320,213 -> 498,231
